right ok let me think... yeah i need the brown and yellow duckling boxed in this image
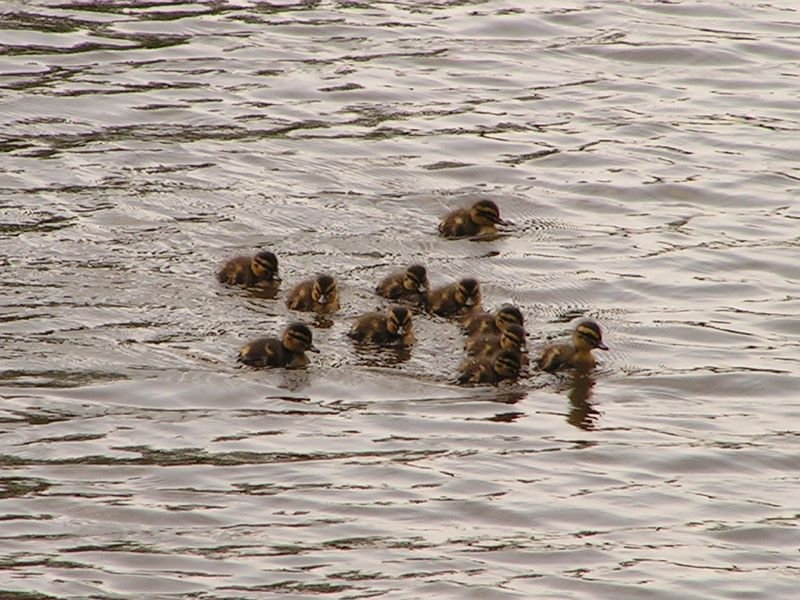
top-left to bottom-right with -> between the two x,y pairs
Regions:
217,250 -> 280,287
463,303 -> 525,337
465,323 -> 527,358
426,277 -> 482,318
458,349 -> 522,385
375,264 -> 429,306
348,305 -> 415,345
238,322 -> 319,368
438,199 -> 508,239
538,319 -> 609,373
286,274 -> 340,313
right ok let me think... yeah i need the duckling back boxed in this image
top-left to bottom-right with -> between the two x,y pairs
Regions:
438,200 -> 505,239
426,278 -> 482,317
218,251 -> 279,287
458,349 -> 521,385
349,306 -> 414,345
538,320 -> 608,373
286,274 -> 340,313
375,264 -> 428,306
238,336 -> 287,368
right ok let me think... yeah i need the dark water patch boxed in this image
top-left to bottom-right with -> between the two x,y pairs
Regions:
0,370 -> 128,389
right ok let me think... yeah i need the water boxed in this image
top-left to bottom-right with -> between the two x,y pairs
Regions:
1,0 -> 800,598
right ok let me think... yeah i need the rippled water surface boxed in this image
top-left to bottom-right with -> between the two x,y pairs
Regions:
2,1 -> 800,598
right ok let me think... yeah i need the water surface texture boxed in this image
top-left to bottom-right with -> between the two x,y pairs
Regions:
1,1 -> 799,598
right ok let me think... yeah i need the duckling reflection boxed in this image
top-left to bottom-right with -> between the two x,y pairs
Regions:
238,322 -> 319,368
217,250 -> 280,287
458,349 -> 522,386
463,304 -> 525,337
348,306 -> 415,346
426,278 -> 482,318
375,264 -> 429,307
464,323 -> 527,358
538,319 -> 608,373
438,199 -> 508,239
564,373 -> 601,431
286,274 -> 340,313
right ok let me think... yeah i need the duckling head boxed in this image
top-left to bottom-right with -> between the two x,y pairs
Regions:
495,304 -> 524,330
573,319 -> 609,352
403,264 -> 429,293
311,275 -> 338,307
283,322 -> 320,353
493,349 -> 522,380
386,306 -> 413,337
470,199 -> 507,227
500,323 -> 527,353
455,278 -> 481,308
251,251 -> 280,281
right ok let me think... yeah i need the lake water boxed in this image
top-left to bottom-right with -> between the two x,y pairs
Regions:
1,1 -> 799,598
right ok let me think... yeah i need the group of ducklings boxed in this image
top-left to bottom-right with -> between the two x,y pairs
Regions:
220,200 -> 609,384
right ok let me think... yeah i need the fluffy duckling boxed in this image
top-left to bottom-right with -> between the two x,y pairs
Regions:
286,274 -> 340,313
438,199 -> 508,239
463,304 -> 525,337
217,251 -> 280,287
426,278 -> 482,318
348,305 -> 415,345
538,319 -> 609,373
458,349 -> 522,385
465,323 -> 527,357
238,322 -> 319,368
375,264 -> 429,306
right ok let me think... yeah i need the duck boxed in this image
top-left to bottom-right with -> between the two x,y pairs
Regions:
438,199 -> 508,239
465,323 -> 527,357
538,319 -> 609,373
375,264 -> 429,306
238,322 -> 319,368
458,349 -> 522,385
426,277 -> 482,317
463,304 -> 525,337
348,305 -> 415,345
286,274 -> 340,313
217,250 -> 280,287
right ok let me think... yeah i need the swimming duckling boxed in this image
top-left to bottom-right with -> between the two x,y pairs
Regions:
458,349 -> 522,385
217,251 -> 280,287
286,274 -> 340,313
438,199 -> 508,239
463,304 -> 525,337
465,323 -> 527,357
375,264 -> 429,306
348,305 -> 415,345
426,278 -> 482,318
238,322 -> 319,368
538,319 -> 609,373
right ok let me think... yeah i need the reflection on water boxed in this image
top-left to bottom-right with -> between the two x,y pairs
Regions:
564,373 -> 602,431
2,0 -> 800,598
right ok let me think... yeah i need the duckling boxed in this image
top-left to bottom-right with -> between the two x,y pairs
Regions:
286,274 -> 340,313
438,199 -> 508,239
465,323 -> 527,357
463,304 -> 525,337
458,349 -> 522,385
538,319 -> 609,373
426,278 -> 482,318
375,264 -> 429,306
348,305 -> 415,345
238,322 -> 319,368
217,251 -> 280,287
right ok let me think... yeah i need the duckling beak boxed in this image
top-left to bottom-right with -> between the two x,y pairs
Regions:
273,274 -> 282,282
495,217 -> 510,227
308,343 -> 320,353
597,342 -> 609,351
317,294 -> 328,305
